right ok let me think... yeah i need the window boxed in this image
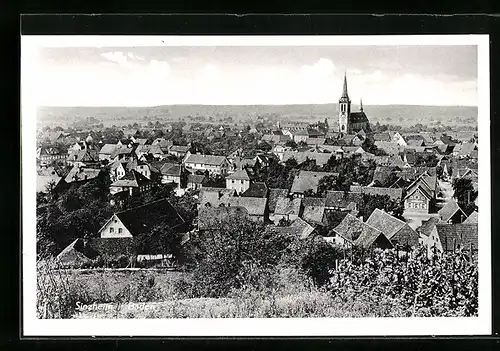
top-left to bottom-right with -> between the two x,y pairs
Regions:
241,180 -> 244,184
118,228 -> 122,234
232,180 -> 235,184
110,227 -> 114,233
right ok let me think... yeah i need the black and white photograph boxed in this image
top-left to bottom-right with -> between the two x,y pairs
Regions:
21,34 -> 491,336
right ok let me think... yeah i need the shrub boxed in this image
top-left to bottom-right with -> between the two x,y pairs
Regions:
327,246 -> 478,317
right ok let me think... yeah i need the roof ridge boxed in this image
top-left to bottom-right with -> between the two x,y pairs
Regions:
115,197 -> 174,216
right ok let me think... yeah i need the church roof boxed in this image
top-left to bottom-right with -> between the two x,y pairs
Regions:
341,72 -> 349,99
349,112 -> 369,123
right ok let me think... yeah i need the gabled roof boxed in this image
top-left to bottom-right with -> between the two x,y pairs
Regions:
290,171 -> 338,194
227,196 -> 267,217
333,213 -> 381,243
435,224 -> 478,251
227,168 -> 250,180
187,174 -> 207,184
302,197 -> 326,225
184,154 -> 227,166
438,199 -> 467,223
454,142 -> 476,156
463,210 -> 478,224
289,217 -> 316,239
169,145 -> 190,153
56,238 -> 90,265
350,185 -> 403,202
374,141 -> 401,155
325,191 -> 364,209
365,208 -> 406,240
100,198 -> 184,236
282,151 -> 333,167
268,188 -> 289,212
199,187 -> 236,207
110,169 -> 151,188
67,149 -> 99,163
373,133 -> 391,141
64,166 -> 101,183
274,197 -> 302,216
306,138 -> 326,145
99,144 -> 118,155
354,228 -> 392,249
268,217 -> 316,239
417,217 -> 440,237
198,206 -> 249,230
160,162 -> 181,177
241,182 -> 268,198
350,111 -> 369,123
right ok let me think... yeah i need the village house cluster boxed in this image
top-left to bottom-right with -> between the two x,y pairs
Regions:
36,74 -> 479,265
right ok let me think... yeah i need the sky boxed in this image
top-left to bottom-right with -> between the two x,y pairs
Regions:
23,44 -> 478,107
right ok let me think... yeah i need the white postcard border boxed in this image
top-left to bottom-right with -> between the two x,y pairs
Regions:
21,34 -> 491,337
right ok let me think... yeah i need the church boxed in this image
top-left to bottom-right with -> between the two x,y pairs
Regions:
337,72 -> 371,134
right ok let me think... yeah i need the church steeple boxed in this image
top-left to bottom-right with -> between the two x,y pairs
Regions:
360,98 -> 364,112
341,70 -> 349,99
338,70 -> 351,134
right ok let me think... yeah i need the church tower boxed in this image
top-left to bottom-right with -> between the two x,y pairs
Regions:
338,71 -> 351,134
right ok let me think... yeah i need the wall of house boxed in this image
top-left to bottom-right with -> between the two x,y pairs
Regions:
162,175 -> 181,189
404,188 -> 429,213
100,215 -> 133,238
226,178 -> 250,194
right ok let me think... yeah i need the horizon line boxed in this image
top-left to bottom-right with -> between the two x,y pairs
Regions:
37,103 -> 478,108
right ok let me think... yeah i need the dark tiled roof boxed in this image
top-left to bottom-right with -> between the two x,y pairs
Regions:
302,197 -> 326,225
227,196 -> 267,217
242,182 -> 268,198
187,174 -> 206,184
373,133 -> 391,141
350,185 -> 403,202
350,112 -> 369,123
268,189 -> 289,212
354,229 -> 393,250
111,169 -> 151,188
290,171 -> 338,194
274,197 -> 302,216
417,217 -> 440,237
435,224 -> 478,251
333,213 -> 381,243
198,206 -> 249,230
64,166 -> 101,183
325,191 -> 364,209
463,210 -> 478,224
160,163 -> 181,177
112,198 -> 185,236
227,168 -> 250,180
365,208 -> 406,240
438,199 -> 466,223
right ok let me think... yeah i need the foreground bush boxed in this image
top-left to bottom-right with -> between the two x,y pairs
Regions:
328,246 -> 478,317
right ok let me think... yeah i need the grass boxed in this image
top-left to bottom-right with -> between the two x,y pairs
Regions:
72,291 -> 408,319
38,261 -> 411,319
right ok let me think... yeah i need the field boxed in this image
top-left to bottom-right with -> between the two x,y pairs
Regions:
36,104 -> 478,130
38,267 -> 409,319
37,246 -> 478,320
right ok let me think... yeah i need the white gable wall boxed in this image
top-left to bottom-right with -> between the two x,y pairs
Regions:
99,214 -> 133,238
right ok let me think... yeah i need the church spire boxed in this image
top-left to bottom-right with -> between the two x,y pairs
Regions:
341,70 -> 349,99
360,98 -> 363,112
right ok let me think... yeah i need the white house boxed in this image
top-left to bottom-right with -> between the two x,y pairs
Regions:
226,168 -> 251,194
183,154 -> 229,175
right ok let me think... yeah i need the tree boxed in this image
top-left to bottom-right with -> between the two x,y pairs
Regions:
185,216 -> 295,297
452,178 -> 478,215
358,194 -> 404,221
285,140 -> 298,149
317,174 -> 342,195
